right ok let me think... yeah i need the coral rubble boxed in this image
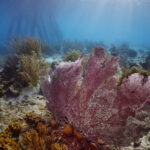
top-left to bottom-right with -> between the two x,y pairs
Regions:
0,92 -> 52,132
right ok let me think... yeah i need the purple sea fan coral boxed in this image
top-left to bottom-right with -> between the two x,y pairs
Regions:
40,47 -> 120,140
65,47 -> 119,141
117,73 -> 150,109
40,54 -> 83,122
111,73 -> 150,145
41,46 -> 150,145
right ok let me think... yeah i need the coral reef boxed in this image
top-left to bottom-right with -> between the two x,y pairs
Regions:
23,128 -> 46,150
120,132 -> 150,149
0,112 -> 111,150
63,124 -> 73,136
19,54 -> 40,87
139,132 -> 150,149
40,53 -> 84,123
50,143 -> 68,150
62,40 -> 104,53
84,40 -> 105,53
109,43 -> 137,58
0,37 -> 48,97
41,47 -> 119,141
50,120 -> 58,128
25,112 -> 46,127
0,93 -> 52,132
0,122 -> 21,150
63,49 -> 88,74
0,137 -> 19,150
1,55 -> 19,80
1,69 -> 150,149
140,51 -> 150,70
0,55 -> 21,97
63,49 -> 82,62
109,44 -> 138,69
41,46 -> 150,146
9,37 -> 46,59
118,66 -> 150,86
9,122 -> 22,135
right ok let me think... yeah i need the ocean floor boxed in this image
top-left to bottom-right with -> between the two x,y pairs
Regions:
45,54 -> 63,64
0,87 -> 53,132
0,50 -> 150,149
0,87 -> 150,150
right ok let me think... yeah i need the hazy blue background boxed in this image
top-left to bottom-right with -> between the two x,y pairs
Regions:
0,0 -> 150,52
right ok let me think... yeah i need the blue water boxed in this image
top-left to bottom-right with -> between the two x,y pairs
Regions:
0,0 -> 150,52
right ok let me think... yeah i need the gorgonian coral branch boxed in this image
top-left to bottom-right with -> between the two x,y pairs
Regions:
41,47 -> 150,145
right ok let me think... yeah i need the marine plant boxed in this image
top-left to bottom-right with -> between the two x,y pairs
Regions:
1,55 -> 19,80
0,137 -> 19,150
24,129 -> 46,150
19,53 -> 40,87
0,86 -> 5,97
50,143 -> 68,150
41,47 -> 150,145
0,55 -> 22,97
9,36 -> 46,59
10,36 -> 49,75
63,49 -> 81,62
41,47 -> 119,141
0,122 -> 21,150
25,112 -> 46,127
0,37 -> 49,97
63,49 -> 88,73
118,66 -> 150,86
9,122 -> 22,136
0,112 -> 110,150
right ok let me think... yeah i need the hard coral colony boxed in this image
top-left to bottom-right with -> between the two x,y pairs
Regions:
41,47 -> 150,146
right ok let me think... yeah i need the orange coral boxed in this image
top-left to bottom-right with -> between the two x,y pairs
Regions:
24,129 -> 46,150
73,129 -> 84,142
25,112 -> 45,126
9,122 -> 22,135
90,142 -> 99,149
50,120 -> 57,128
0,137 -> 19,150
51,143 -> 68,150
63,124 -> 73,136
37,122 -> 47,138
0,128 -> 12,138
0,122 -> 22,150
97,139 -> 105,145
0,114 -> 104,150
